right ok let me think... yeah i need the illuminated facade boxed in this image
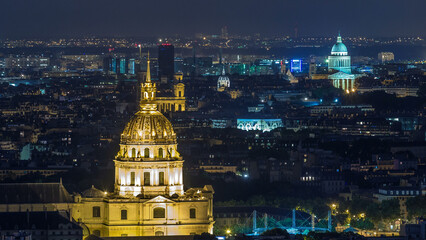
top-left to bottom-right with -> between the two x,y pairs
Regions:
73,56 -> 214,237
290,59 -> 302,73
378,52 -> 394,63
328,33 -> 356,93
217,67 -> 230,92
155,73 -> 186,113
0,57 -> 214,238
237,119 -> 283,132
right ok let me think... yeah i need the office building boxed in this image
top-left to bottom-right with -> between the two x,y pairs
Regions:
158,44 -> 175,79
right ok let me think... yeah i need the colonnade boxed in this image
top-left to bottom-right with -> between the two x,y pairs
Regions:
333,78 -> 355,92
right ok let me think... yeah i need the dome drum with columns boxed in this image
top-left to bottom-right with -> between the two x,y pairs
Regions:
328,33 -> 351,74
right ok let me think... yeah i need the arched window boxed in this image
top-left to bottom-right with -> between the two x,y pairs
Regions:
144,172 -> 150,186
153,207 -> 165,218
158,148 -> 163,158
159,172 -> 164,186
155,231 -> 164,236
144,148 -> 150,158
130,172 -> 135,186
131,148 -> 136,158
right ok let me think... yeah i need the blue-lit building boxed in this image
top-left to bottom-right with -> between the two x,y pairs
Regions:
237,119 -> 283,132
103,57 -> 133,75
290,59 -> 302,73
128,59 -> 136,74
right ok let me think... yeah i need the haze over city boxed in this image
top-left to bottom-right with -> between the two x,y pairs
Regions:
1,0 -> 426,38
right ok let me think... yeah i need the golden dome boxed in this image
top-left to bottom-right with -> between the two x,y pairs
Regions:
120,108 -> 176,145
120,52 -> 176,146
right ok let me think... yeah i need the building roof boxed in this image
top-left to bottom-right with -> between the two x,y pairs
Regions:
82,185 -> 105,198
120,110 -> 177,146
328,71 -> 355,80
0,182 -> 73,204
0,211 -> 82,230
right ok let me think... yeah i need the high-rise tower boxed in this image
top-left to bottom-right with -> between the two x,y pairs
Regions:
158,44 -> 175,79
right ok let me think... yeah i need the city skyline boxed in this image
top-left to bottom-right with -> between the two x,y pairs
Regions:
0,0 -> 425,38
1,1 -> 426,239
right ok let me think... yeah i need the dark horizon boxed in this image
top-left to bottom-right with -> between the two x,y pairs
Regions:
1,0 -> 425,39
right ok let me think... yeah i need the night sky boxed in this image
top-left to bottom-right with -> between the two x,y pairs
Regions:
1,0 -> 425,38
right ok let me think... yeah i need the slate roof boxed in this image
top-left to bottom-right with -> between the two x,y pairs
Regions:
0,182 -> 73,204
0,211 -> 81,230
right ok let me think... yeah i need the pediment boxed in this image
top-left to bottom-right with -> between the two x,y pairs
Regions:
145,195 -> 175,203
328,71 -> 355,79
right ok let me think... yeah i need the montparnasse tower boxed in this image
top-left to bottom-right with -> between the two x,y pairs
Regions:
114,53 -> 184,197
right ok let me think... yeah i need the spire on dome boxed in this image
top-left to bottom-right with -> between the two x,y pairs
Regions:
337,32 -> 342,43
222,66 -> 226,76
146,51 -> 151,83
140,52 -> 157,110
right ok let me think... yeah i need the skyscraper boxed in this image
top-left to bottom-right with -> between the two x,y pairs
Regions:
158,43 -> 174,79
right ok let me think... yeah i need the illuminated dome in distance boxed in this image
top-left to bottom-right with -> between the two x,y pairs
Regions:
217,67 -> 230,92
331,33 -> 348,56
